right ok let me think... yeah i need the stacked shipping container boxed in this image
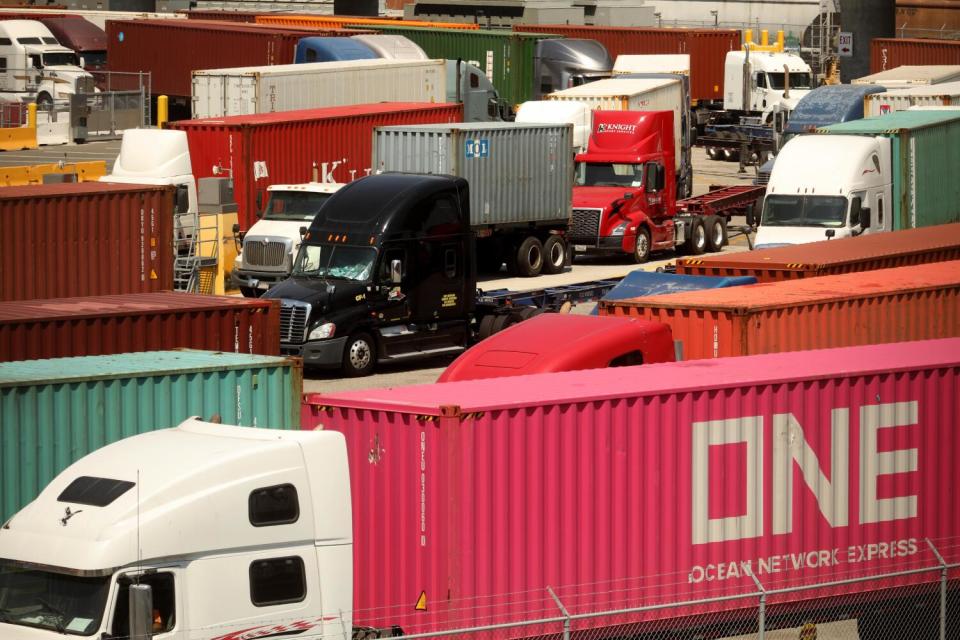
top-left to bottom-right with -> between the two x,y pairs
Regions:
0,182 -> 174,301
871,37 -> 960,73
0,292 -> 281,362
168,102 -> 463,231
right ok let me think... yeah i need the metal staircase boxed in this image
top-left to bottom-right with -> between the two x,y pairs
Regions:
173,210 -> 220,293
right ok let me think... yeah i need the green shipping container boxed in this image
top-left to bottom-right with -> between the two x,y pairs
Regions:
0,350 -> 301,522
819,111 -> 960,230
352,25 -> 554,107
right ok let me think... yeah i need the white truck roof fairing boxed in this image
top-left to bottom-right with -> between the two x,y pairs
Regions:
766,135 -> 883,196
0,19 -> 61,43
267,182 -> 344,194
104,128 -> 192,180
0,419 -> 351,575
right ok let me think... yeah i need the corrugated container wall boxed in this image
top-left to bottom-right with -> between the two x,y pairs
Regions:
0,292 -> 281,362
301,339 -> 960,635
0,350 -> 301,521
514,24 -> 740,102
352,26 -> 549,106
864,80 -> 960,116
676,222 -> 960,281
191,59 -> 446,119
871,38 -> 960,73
819,111 -> 960,229
185,9 -> 261,21
0,183 -> 174,302
601,259 -> 960,359
256,14 -> 481,30
373,123 -> 572,227
105,20 -> 369,97
169,102 -> 463,231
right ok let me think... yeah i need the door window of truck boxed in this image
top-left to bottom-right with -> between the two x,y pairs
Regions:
761,195 -> 847,228
249,557 -> 306,607
110,573 -> 176,636
0,560 -> 110,636
576,163 -> 643,188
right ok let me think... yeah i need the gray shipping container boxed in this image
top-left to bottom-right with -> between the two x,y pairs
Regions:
0,349 -> 301,522
373,123 -> 572,229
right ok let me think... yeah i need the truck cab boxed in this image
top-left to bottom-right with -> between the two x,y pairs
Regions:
723,49 -> 813,123
0,20 -> 94,103
0,418 -> 353,640
234,182 -> 343,297
754,134 -> 892,248
570,110 -> 678,263
534,39 -> 612,98
294,36 -> 378,63
264,173 -> 475,376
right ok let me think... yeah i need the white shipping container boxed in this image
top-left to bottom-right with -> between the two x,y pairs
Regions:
191,59 -> 446,119
865,80 -> 960,117
853,65 -> 960,87
546,77 -> 684,171
515,100 -> 591,153
613,54 -> 690,76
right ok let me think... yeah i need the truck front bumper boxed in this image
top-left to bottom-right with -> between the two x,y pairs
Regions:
570,236 -> 627,254
280,337 -> 348,369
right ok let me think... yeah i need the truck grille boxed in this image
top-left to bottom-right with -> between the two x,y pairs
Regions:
569,208 -> 603,246
279,300 -> 311,344
244,240 -> 287,268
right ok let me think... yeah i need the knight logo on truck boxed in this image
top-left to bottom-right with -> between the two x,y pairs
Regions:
688,400 -> 921,583
597,123 -> 638,134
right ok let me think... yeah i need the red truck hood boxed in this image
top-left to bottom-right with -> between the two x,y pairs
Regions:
572,186 -> 639,210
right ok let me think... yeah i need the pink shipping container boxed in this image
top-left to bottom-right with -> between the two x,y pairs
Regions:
513,24 -> 740,102
871,37 -> 960,73
0,292 -> 280,362
105,20 -> 370,97
0,182 -> 174,302
600,259 -> 960,360
168,102 -> 463,231
302,338 -> 960,636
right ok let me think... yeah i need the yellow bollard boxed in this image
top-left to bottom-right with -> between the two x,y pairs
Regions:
777,30 -> 785,52
744,28 -> 753,47
27,103 -> 36,129
761,29 -> 769,47
157,95 -> 169,128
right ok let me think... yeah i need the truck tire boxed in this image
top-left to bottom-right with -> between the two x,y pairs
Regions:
541,235 -> 566,274
342,332 -> 376,377
491,313 -> 512,335
514,236 -> 544,277
685,217 -> 707,255
517,306 -> 542,321
478,314 -> 497,340
705,216 -> 727,252
632,227 -> 651,264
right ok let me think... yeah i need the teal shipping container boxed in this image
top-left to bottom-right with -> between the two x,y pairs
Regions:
819,111 -> 960,230
350,25 -> 554,107
0,350 -> 301,521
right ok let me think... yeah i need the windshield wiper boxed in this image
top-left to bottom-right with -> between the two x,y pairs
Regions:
35,598 -> 67,633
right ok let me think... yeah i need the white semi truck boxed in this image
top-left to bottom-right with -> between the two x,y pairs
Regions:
0,20 -> 94,104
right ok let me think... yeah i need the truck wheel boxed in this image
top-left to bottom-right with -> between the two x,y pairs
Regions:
517,306 -> 542,321
478,314 -> 497,340
541,236 -> 566,274
515,236 -> 543,277
632,227 -> 651,264
686,217 -> 707,255
491,313 -> 512,335
705,216 -> 727,252
706,146 -> 720,160
35,92 -> 53,108
342,332 -> 376,377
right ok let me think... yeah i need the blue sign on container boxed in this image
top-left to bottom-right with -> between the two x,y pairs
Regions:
465,138 -> 489,158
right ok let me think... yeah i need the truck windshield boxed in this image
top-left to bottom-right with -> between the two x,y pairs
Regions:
767,72 -> 812,90
43,52 -> 80,67
293,244 -> 376,281
575,162 -> 643,188
761,195 -> 848,228
0,561 -> 110,636
264,191 -> 335,222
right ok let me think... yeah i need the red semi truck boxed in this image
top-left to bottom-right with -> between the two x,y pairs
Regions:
570,110 -> 764,262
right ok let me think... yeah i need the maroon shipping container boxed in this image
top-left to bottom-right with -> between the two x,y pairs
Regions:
183,9 -> 262,22
871,37 -> 960,72
169,102 -> 463,231
302,338 -> 960,636
105,20 -> 370,97
0,182 -> 174,302
515,24 -> 740,101
0,292 -> 280,361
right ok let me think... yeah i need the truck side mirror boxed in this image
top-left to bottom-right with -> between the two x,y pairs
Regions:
390,259 -> 402,285
175,185 -> 189,215
860,207 -> 871,230
299,226 -> 308,239
825,229 -> 836,239
746,200 -> 759,227
128,583 -> 153,640
849,197 -> 862,227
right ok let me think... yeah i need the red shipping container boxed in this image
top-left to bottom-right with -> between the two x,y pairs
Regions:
302,338 -> 960,635
676,222 -> 960,281
0,292 -> 280,361
871,37 -> 960,72
105,20 -> 370,97
0,182 -> 174,302
514,24 -> 740,101
600,259 -> 960,359
169,102 -> 463,231
184,9 -> 261,22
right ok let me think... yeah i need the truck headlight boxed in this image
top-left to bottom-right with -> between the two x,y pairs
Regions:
308,322 -> 336,340
611,221 -> 629,236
